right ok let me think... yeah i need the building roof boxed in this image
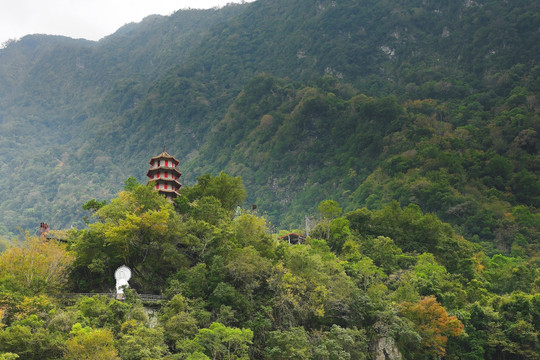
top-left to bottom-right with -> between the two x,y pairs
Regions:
148,178 -> 182,187
146,167 -> 181,177
278,232 -> 305,239
149,150 -> 180,166
278,232 -> 306,244
156,188 -> 181,196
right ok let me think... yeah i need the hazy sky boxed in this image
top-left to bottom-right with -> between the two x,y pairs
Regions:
0,0 -> 253,45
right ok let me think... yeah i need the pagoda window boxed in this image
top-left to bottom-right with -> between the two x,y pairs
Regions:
164,184 -> 168,190
165,172 -> 168,178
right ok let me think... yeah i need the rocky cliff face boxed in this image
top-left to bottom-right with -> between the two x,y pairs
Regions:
372,337 -> 402,360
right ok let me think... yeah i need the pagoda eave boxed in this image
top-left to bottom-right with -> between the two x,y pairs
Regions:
148,178 -> 182,187
146,167 -> 181,177
149,151 -> 179,165
157,189 -> 180,195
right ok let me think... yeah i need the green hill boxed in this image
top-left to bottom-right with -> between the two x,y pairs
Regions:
0,0 -> 537,259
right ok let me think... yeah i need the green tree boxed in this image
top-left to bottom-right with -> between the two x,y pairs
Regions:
64,324 -> 119,360
483,255 -> 536,294
318,200 -> 342,220
117,323 -> 169,360
178,322 -> 253,360
225,246 -> 272,292
75,295 -> 130,332
124,177 -> 140,191
312,325 -> 369,360
0,315 -> 63,360
265,327 -> 311,360
159,294 -> 199,346
82,199 -> 107,212
232,213 -> 274,257
181,173 -> 246,213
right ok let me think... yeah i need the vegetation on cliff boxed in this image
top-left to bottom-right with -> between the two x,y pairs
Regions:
0,176 -> 538,359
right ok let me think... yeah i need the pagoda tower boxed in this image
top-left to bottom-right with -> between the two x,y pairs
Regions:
147,149 -> 182,202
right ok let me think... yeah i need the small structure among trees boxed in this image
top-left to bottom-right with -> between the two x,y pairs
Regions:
278,232 -> 306,245
147,149 -> 182,202
38,222 -> 67,243
38,222 -> 50,239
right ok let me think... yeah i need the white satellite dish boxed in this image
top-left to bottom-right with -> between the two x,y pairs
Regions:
114,265 -> 132,299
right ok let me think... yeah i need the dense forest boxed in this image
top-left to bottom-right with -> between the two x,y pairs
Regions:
0,177 -> 538,359
0,0 -> 539,358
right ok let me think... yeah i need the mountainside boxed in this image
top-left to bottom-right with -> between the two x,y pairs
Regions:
0,5 -> 247,234
0,0 -> 538,258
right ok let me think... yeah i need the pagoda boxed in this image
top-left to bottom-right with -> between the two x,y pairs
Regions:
147,149 -> 182,202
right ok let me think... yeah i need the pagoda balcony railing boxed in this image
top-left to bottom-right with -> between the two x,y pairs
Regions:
149,176 -> 181,183
149,164 -> 179,170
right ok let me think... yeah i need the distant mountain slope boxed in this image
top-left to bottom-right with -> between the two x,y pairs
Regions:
176,0 -> 539,93
0,5 -> 248,235
0,0 -> 537,248
82,0 -> 538,175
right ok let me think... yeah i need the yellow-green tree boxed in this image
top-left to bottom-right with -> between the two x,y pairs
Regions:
0,235 -> 74,295
64,324 -> 119,360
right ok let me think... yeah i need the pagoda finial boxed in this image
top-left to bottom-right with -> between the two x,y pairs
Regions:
163,143 -> 167,153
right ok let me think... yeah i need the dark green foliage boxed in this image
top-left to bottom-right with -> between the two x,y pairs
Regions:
1,172 -> 538,359
81,199 -> 107,212
180,172 -> 247,213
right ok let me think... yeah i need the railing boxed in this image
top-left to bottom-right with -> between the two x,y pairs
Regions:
60,293 -> 165,303
140,294 -> 165,302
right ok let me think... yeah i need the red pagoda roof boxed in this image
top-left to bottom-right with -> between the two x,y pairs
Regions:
146,167 -> 181,177
148,178 -> 182,187
149,150 -> 179,166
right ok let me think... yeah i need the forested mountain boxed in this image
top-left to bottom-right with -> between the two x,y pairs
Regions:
0,5 -> 248,234
0,1 -> 539,358
0,0 -> 538,257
